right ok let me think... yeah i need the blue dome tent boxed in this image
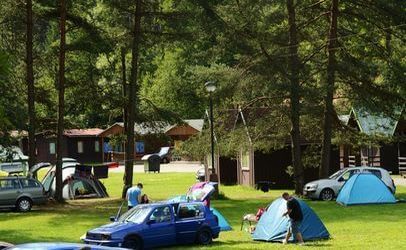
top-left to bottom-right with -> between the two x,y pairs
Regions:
211,207 -> 232,231
336,173 -> 396,206
252,198 -> 329,242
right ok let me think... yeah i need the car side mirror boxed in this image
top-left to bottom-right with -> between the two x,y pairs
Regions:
110,216 -> 116,222
338,177 -> 344,182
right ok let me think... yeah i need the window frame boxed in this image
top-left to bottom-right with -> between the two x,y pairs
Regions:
49,142 -> 56,155
21,179 -> 40,188
149,206 -> 172,223
177,204 -> 205,220
94,140 -> 100,152
77,141 -> 84,154
0,179 -> 21,190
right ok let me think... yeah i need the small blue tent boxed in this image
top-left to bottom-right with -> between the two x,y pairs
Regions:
211,207 -> 232,231
336,173 -> 396,206
252,198 -> 329,242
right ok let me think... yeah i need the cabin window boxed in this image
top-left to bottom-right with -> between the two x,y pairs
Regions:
49,142 -> 56,154
95,141 -> 100,152
77,141 -> 84,153
241,151 -> 250,170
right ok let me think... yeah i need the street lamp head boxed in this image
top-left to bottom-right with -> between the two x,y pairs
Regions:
205,81 -> 216,93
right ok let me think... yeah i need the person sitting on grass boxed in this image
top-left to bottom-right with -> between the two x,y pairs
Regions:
141,194 -> 149,204
282,192 -> 304,245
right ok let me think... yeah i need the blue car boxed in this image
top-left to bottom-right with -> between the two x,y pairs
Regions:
7,242 -> 121,250
83,202 -> 221,249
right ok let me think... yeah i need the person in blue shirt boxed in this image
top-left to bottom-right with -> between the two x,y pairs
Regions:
126,183 -> 143,210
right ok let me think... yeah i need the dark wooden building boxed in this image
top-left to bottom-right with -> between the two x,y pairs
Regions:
339,108 -> 406,174
22,128 -> 104,164
216,108 -> 340,188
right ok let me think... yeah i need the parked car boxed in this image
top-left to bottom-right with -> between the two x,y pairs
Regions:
0,146 -> 29,175
196,167 -> 206,182
157,147 -> 171,164
0,176 -> 47,211
304,166 -> 396,201
6,242 -> 121,250
83,201 -> 221,249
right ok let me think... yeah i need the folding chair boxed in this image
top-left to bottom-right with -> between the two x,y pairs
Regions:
240,213 -> 257,231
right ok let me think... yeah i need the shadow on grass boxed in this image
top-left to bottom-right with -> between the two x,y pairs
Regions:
211,191 -> 406,228
0,198 -> 123,226
0,229 -> 67,244
163,239 -> 333,249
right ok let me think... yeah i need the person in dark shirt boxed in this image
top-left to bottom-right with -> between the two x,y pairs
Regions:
282,192 -> 304,245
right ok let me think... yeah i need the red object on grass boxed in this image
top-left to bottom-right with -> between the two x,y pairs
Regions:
256,207 -> 265,221
106,162 -> 119,168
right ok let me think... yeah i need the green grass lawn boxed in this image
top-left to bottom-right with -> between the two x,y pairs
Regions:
1,172 -> 406,249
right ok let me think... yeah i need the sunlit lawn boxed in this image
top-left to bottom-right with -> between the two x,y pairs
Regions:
1,172 -> 406,249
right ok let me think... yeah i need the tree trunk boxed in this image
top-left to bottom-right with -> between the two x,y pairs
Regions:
286,0 -> 304,195
26,0 -> 36,171
121,47 -> 128,133
320,0 -> 338,178
385,28 -> 391,55
123,0 -> 142,198
55,0 -> 67,202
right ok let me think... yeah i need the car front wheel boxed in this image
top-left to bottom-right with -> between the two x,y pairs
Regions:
320,188 -> 335,201
16,197 -> 32,212
196,228 -> 213,245
123,236 -> 143,250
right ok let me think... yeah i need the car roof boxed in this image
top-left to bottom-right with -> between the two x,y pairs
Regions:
0,175 -> 25,179
346,166 -> 386,171
136,201 -> 205,208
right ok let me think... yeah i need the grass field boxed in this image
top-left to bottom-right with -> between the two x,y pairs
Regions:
1,172 -> 406,249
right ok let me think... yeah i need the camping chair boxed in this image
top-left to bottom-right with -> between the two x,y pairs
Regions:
240,207 -> 265,231
240,214 -> 257,231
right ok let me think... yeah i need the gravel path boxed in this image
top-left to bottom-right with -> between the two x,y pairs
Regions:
108,163 -> 406,187
109,161 -> 203,173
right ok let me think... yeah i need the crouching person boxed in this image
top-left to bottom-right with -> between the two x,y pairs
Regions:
282,192 -> 304,245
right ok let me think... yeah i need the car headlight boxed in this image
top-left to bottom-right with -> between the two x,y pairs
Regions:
306,184 -> 318,189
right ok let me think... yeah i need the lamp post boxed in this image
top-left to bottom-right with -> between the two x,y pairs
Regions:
205,81 -> 218,183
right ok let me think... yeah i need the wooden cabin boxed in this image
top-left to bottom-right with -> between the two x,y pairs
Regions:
216,108 -> 340,188
99,120 -> 203,162
21,128 -> 104,164
339,107 -> 406,174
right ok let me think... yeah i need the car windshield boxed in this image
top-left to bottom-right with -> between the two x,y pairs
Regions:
159,147 -> 170,155
118,206 -> 152,224
329,169 -> 346,179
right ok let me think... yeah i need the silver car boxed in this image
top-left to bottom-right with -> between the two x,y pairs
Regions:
304,166 -> 396,201
0,176 -> 47,211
